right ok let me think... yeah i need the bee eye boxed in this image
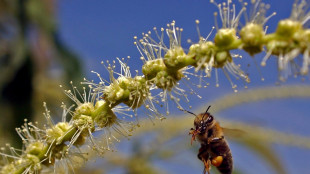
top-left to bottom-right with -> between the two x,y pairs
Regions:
207,116 -> 213,123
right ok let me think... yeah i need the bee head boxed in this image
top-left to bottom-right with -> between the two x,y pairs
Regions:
182,106 -> 214,144
194,110 -> 214,134
181,106 -> 214,133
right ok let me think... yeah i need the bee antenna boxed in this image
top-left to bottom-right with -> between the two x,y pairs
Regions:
180,108 -> 197,117
202,105 -> 211,120
206,105 -> 211,112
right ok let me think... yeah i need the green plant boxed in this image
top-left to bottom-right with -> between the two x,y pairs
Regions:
1,0 -> 310,173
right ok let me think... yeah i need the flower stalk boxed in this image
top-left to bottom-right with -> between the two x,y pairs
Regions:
1,0 -> 310,173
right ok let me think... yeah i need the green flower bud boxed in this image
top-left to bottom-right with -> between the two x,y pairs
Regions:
103,77 -> 131,105
276,19 -> 302,38
72,114 -> 94,145
17,142 -> 47,172
123,76 -> 149,109
1,163 -> 17,174
200,41 -> 215,55
187,43 -> 200,58
240,23 -> 265,56
42,144 -> 68,166
74,115 -> 94,129
25,154 -> 41,170
74,102 -> 95,118
93,100 -> 117,128
214,51 -> 232,68
103,75 -> 149,109
188,41 -> 215,68
25,142 -> 46,158
154,70 -> 183,90
46,122 -> 72,144
294,29 -> 310,49
142,59 -> 166,80
164,46 -> 194,69
214,28 -> 239,49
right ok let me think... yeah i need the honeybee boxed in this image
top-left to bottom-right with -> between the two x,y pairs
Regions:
182,106 -> 233,174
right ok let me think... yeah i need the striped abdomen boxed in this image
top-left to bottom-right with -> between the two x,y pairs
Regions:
209,139 -> 233,174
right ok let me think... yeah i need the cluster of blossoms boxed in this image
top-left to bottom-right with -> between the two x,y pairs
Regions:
260,0 -> 310,80
1,0 -> 310,173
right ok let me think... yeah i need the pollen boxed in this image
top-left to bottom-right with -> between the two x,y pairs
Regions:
211,155 -> 224,167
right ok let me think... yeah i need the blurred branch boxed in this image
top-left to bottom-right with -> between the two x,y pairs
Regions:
204,85 -> 310,114
72,85 -> 310,172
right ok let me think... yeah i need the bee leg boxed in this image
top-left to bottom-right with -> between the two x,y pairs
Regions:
202,158 -> 211,174
189,128 -> 195,135
198,145 -> 211,174
211,155 -> 223,167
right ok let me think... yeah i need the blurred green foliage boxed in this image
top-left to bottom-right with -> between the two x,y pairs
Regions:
0,0 -> 82,147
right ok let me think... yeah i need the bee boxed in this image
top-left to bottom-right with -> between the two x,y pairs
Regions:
182,106 -> 233,174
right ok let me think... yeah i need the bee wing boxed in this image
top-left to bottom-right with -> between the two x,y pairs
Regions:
222,127 -> 246,138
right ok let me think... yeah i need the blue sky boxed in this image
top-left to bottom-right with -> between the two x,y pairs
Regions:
57,0 -> 310,173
